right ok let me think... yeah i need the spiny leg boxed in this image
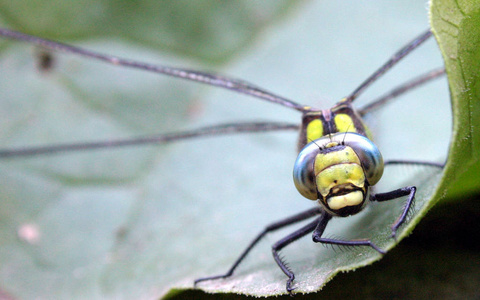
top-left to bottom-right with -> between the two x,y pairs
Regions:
194,207 -> 320,287
311,210 -> 385,253
272,209 -> 385,293
370,186 -> 416,238
371,159 -> 444,238
271,218 -> 319,293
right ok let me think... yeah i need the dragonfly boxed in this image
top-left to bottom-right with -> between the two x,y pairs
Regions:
0,27 -> 446,294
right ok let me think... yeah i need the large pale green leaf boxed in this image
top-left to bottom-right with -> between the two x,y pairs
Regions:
0,0 -> 467,299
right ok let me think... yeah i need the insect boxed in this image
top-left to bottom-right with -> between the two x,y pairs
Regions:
0,26 -> 447,294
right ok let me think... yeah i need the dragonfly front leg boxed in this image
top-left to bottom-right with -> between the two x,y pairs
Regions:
195,207 -> 320,289
271,219 -> 318,293
370,186 -> 416,238
312,209 -> 385,253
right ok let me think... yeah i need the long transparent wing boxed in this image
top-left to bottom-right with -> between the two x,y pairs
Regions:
0,122 -> 299,158
0,28 -> 308,112
360,67 -> 446,115
384,160 -> 444,169
346,30 -> 433,102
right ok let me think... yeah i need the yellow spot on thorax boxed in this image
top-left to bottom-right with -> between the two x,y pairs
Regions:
334,114 -> 357,133
306,119 -> 323,141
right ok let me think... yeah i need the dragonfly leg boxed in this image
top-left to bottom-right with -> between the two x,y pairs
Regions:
194,207 -> 320,288
370,186 -> 416,238
312,210 -> 385,253
271,218 -> 320,293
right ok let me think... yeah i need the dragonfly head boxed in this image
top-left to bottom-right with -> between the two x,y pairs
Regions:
293,132 -> 384,217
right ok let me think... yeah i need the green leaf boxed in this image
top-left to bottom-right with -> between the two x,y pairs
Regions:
430,0 -> 480,200
0,1 -> 466,299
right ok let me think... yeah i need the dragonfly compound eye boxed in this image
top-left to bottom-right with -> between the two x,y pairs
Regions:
293,132 -> 384,215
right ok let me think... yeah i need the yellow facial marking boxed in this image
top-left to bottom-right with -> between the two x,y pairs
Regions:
334,114 -> 357,133
314,146 -> 365,197
306,119 -> 323,141
327,190 -> 364,210
316,163 -> 365,197
314,147 -> 360,174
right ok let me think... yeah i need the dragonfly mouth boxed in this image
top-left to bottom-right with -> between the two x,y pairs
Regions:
329,183 -> 360,197
324,186 -> 366,216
